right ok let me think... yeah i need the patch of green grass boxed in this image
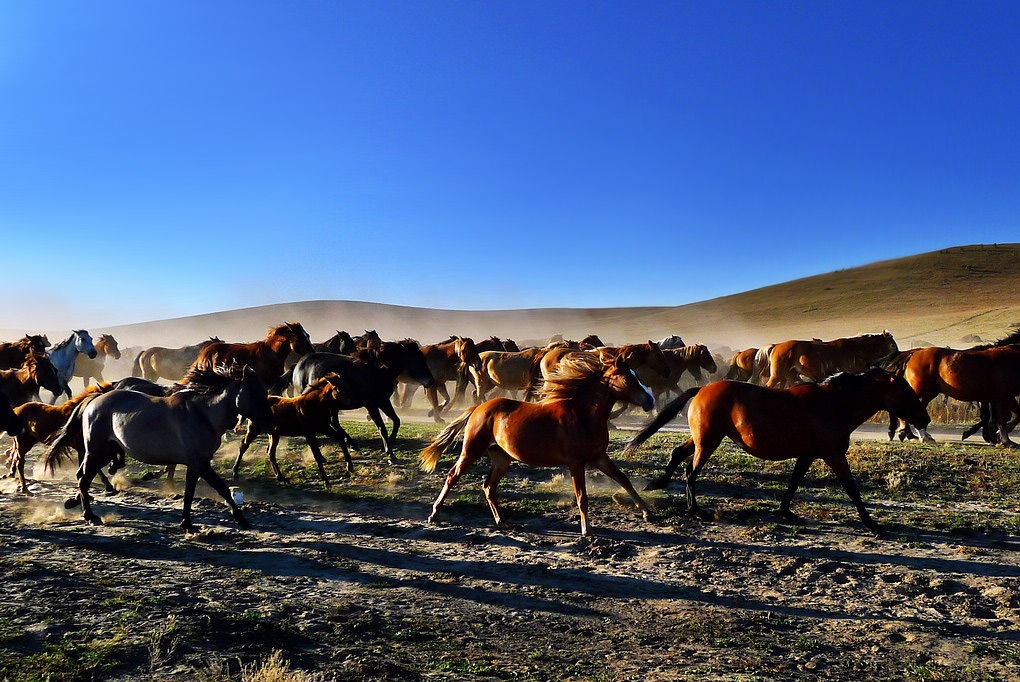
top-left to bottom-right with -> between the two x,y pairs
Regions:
0,631 -> 120,682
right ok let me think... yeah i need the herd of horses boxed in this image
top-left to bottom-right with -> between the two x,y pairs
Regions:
0,322 -> 1017,538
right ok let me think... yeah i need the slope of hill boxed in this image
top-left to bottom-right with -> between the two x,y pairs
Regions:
5,244 -> 1018,350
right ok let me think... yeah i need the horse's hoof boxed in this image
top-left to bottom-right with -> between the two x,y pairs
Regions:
234,516 -> 252,531
84,514 -> 104,526
779,509 -> 802,524
387,456 -> 399,466
180,521 -> 199,533
64,495 -> 83,509
643,477 -> 669,491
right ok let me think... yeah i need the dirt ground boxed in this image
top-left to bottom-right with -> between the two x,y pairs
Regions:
1,417 -> 1019,681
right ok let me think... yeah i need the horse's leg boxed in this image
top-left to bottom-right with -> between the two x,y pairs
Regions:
482,447 -> 511,528
568,463 -> 590,536
378,399 -> 401,459
180,467 -> 200,532
304,433 -> 330,487
165,464 -> 177,491
232,427 -> 256,479
266,434 -> 287,481
824,452 -> 880,534
77,456 -> 104,525
365,404 -> 397,464
593,452 -> 652,522
778,456 -> 813,522
995,397 -> 1020,447
644,440 -> 695,490
427,440 -> 485,524
436,382 -> 452,414
192,458 -> 250,529
887,411 -> 897,441
324,422 -> 355,472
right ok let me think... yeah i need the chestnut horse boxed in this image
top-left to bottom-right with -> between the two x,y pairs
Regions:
627,369 -> 930,535
764,331 -> 898,389
421,355 -> 656,536
528,341 -> 669,401
191,322 -> 315,387
0,352 -> 64,406
0,335 -> 49,370
133,337 -> 221,382
725,348 -> 759,382
400,336 -> 482,421
73,334 -> 121,388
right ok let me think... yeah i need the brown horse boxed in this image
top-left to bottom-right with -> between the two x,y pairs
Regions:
885,332 -> 1020,445
313,330 -> 357,355
0,335 -> 49,371
0,352 -> 64,407
764,331 -> 898,389
725,348 -> 759,382
421,355 -> 656,536
233,374 -> 353,485
636,345 -> 719,405
454,336 -> 507,406
191,323 -> 315,386
627,369 -> 930,535
400,336 -> 482,421
72,334 -> 121,388
529,341 -> 669,401
133,337 -> 221,382
3,383 -> 116,494
470,347 -> 546,402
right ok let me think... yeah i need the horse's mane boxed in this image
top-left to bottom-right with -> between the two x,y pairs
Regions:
437,335 -> 462,344
49,333 -> 80,353
66,382 -> 113,407
970,325 -> 1020,350
668,344 -> 705,361
537,354 -> 607,402
821,367 -> 890,387
174,364 -> 246,394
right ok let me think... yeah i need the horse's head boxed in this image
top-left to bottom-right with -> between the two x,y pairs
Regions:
357,330 -> 382,349
283,322 -> 315,356
73,330 -> 98,359
98,334 -> 121,360
696,345 -> 718,374
502,338 -> 520,352
579,334 -> 604,350
605,356 -> 654,412
24,334 -> 49,354
321,372 -> 347,403
235,366 -> 276,433
456,337 -> 483,372
26,352 -> 64,396
397,340 -> 435,387
0,395 -> 22,438
879,371 -> 930,430
627,341 -> 670,378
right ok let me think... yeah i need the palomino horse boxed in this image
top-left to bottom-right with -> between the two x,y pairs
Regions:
133,337 -> 221,383
627,369 -> 930,534
725,348 -> 759,382
292,340 -> 435,463
192,322 -> 315,387
0,352 -> 64,406
400,336 -> 482,421
764,331 -> 898,389
45,365 -> 275,530
421,355 -> 656,536
454,336 -> 507,406
73,334 -> 121,388
884,332 -> 1020,445
46,330 -> 98,400
0,335 -> 49,370
470,347 -> 546,402
636,345 -> 718,406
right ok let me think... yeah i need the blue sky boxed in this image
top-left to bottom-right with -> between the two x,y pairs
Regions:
1,1 -> 1017,328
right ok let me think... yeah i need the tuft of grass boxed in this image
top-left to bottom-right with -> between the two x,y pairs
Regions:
242,650 -> 320,682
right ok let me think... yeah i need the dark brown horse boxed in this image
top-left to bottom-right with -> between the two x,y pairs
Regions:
636,345 -> 719,405
400,336 -> 482,421
191,323 -> 315,386
133,337 -> 221,382
421,355 -> 655,536
627,369 -> 930,535
73,334 -> 121,388
0,335 -> 49,371
313,330 -> 357,354
764,332 -> 898,389
0,352 -> 64,407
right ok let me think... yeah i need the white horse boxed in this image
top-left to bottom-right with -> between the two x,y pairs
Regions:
46,330 -> 97,401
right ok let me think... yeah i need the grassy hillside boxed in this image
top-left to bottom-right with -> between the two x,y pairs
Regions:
5,244 -> 1018,350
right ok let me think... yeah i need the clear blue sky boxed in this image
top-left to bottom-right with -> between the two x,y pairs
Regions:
1,1 -> 1017,328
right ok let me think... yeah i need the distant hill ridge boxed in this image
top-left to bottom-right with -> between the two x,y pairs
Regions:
5,244 -> 1018,350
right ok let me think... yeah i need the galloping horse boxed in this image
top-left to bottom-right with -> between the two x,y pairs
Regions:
454,336 -> 507,406
884,331 -> 1020,445
764,331 -> 898,389
72,334 -> 121,388
133,338 -> 221,382
579,334 -> 606,350
725,348 -> 759,382
636,345 -> 718,405
191,322 -> 315,387
470,347 -> 546,402
354,330 -> 383,350
400,336 -> 482,421
44,330 -> 98,400
421,355 -> 656,536
0,335 -> 49,370
292,340 -> 435,463
528,341 -> 669,401
626,369 -> 930,535
46,365 -> 275,531
0,352 -> 64,406
313,330 -> 357,354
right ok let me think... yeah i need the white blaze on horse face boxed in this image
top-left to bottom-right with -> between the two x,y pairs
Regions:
630,369 -> 655,408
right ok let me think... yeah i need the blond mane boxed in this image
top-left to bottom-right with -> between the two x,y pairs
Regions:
537,354 -> 607,402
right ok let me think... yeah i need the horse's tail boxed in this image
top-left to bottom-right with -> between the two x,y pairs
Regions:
44,393 -> 100,473
626,386 -> 702,453
522,348 -> 550,402
419,407 -> 475,473
883,349 -> 914,376
131,350 -> 146,377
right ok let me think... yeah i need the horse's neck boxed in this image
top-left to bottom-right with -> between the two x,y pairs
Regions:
831,384 -> 885,431
567,383 -> 617,424
261,336 -> 291,360
189,389 -> 240,432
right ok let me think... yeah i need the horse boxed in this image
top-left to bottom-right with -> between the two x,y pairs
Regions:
133,337 -> 221,382
421,355 -> 655,536
0,335 -> 49,370
313,330 -> 357,355
0,394 -> 22,441
45,365 -> 275,531
44,330 -> 98,400
657,334 -> 686,350
353,330 -> 383,350
292,340 -> 435,463
764,331 -> 898,389
72,334 -> 121,389
454,336 -> 507,406
3,383 -> 116,494
579,334 -> 606,350
626,368 -> 930,535
636,345 -> 718,406
0,352 -> 65,407
470,347 -> 546,403
725,348 -> 759,382
191,323 -> 315,387
399,336 -> 482,421
883,331 -> 1020,445
233,374 -> 354,485
528,341 -> 669,402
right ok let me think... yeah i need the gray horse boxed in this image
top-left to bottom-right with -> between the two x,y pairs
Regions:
46,365 -> 274,531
